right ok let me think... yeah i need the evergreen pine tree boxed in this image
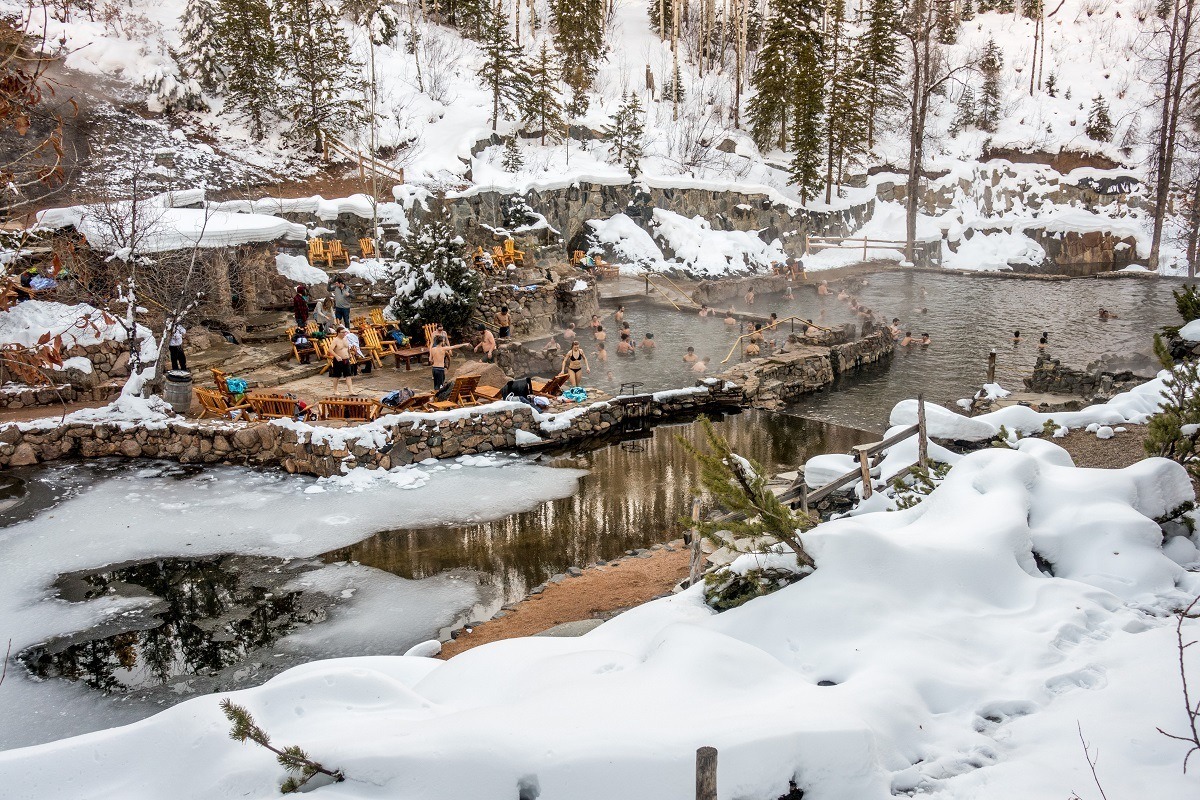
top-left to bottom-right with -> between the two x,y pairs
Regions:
178,0 -> 223,92
477,6 -> 530,131
662,61 -> 686,105
977,38 -> 1003,133
219,0 -> 279,140
949,85 -> 976,137
749,0 -> 824,200
1045,73 -> 1057,96
977,0 -> 995,10
935,0 -> 958,43
388,200 -> 482,335
647,0 -> 673,36
501,135 -> 524,172
823,0 -> 868,199
960,0 -> 975,20
995,0 -> 1014,13
522,42 -> 564,144
1022,0 -> 1043,19
605,91 -> 647,177
550,0 -> 605,105
1085,94 -> 1113,141
275,0 -> 365,152
859,0 -> 902,149
445,0 -> 488,37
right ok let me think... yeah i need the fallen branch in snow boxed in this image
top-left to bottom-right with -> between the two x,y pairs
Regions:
1071,722 -> 1110,800
1157,595 -> 1200,773
0,638 -> 9,688
220,699 -> 345,793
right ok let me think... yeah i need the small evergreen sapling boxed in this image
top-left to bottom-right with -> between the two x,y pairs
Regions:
1144,334 -> 1200,477
387,199 -> 482,336
501,135 -> 524,172
221,699 -> 344,794
1085,94 -> 1113,142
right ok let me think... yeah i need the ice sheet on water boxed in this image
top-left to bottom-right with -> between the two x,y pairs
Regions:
0,457 -> 585,749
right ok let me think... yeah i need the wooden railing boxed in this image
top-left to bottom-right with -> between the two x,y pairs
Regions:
805,235 -> 942,267
719,314 -> 837,364
643,273 -> 698,310
322,134 -> 406,187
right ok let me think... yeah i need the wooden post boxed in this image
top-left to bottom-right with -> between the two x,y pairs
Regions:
917,393 -> 928,469
645,275 -> 650,295
799,481 -> 809,514
688,498 -> 703,587
863,237 -> 868,261
857,448 -> 872,499
696,746 -> 718,800
986,349 -> 997,384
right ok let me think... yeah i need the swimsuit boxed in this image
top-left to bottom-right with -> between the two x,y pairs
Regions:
566,354 -> 584,372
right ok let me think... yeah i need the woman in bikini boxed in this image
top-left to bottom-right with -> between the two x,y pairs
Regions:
561,341 -> 590,387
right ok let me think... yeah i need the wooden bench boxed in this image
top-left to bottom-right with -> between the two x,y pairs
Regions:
196,387 -> 254,420
427,375 -> 480,410
247,393 -> 315,420
319,396 -> 383,422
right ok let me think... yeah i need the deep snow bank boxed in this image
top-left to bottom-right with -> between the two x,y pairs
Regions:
1,443 -> 1196,799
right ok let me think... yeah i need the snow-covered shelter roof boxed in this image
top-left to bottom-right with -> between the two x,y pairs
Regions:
35,191 -> 307,255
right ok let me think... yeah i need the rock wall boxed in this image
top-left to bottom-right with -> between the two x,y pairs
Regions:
0,382 -> 121,410
830,330 -> 895,374
0,383 -> 744,474
470,277 -> 599,338
1023,353 -> 1145,400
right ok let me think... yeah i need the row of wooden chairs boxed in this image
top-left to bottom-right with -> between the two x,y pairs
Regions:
491,240 -> 525,268
307,238 -> 351,268
571,250 -> 618,279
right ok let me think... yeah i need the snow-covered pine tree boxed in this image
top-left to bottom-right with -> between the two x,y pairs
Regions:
977,37 -> 1002,133
935,0 -> 958,43
976,0 -> 995,11
1045,72 -> 1057,96
219,0 -> 278,140
477,5 -> 530,131
522,41 -> 564,144
823,0 -> 866,202
858,0 -> 902,148
550,0 -> 604,105
995,0 -> 1014,13
502,135 -> 524,171
1086,94 -> 1113,141
1022,0 -> 1042,19
789,59 -> 825,200
662,60 -> 686,105
959,0 -> 974,20
648,0 -> 673,37
275,0 -> 365,152
949,85 -> 976,137
178,0 -> 223,91
387,200 -> 482,336
445,0 -> 488,38
605,91 -> 646,176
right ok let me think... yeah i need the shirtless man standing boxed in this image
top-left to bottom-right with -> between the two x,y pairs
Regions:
430,334 -> 468,390
329,327 -> 357,395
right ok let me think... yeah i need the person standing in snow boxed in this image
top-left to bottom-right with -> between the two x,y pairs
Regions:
329,277 -> 353,328
292,286 -> 309,328
168,321 -> 187,371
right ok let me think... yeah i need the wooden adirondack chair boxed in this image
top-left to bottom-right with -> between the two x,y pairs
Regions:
358,238 -> 377,259
427,375 -> 481,410
531,373 -> 569,398
319,396 -> 383,422
571,250 -> 586,267
369,308 -> 398,331
311,338 -> 333,374
307,238 -> 330,267
504,239 -> 525,266
327,239 -> 351,267
361,326 -> 399,364
491,245 -> 511,267
423,323 -> 441,345
195,387 -> 254,420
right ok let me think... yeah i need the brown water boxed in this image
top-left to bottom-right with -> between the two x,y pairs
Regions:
321,410 -> 873,605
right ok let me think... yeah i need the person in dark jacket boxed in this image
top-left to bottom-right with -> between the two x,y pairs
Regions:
292,286 -> 309,328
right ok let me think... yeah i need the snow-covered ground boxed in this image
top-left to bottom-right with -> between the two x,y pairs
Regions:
0,431 -> 1195,799
0,455 -> 585,750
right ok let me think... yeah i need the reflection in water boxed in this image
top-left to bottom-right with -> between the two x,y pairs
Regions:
21,556 -> 324,692
324,410 -> 873,604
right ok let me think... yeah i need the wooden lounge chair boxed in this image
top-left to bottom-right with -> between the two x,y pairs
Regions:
361,326 -> 399,365
475,384 -> 503,401
491,245 -> 511,268
358,238 -> 377,259
307,238 -> 330,267
319,396 -> 383,422
427,375 -> 481,410
195,387 -> 254,420
327,239 -> 351,267
531,373 -> 569,398
210,368 -> 241,400
247,393 -> 315,420
504,239 -> 525,266
393,391 -> 434,411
